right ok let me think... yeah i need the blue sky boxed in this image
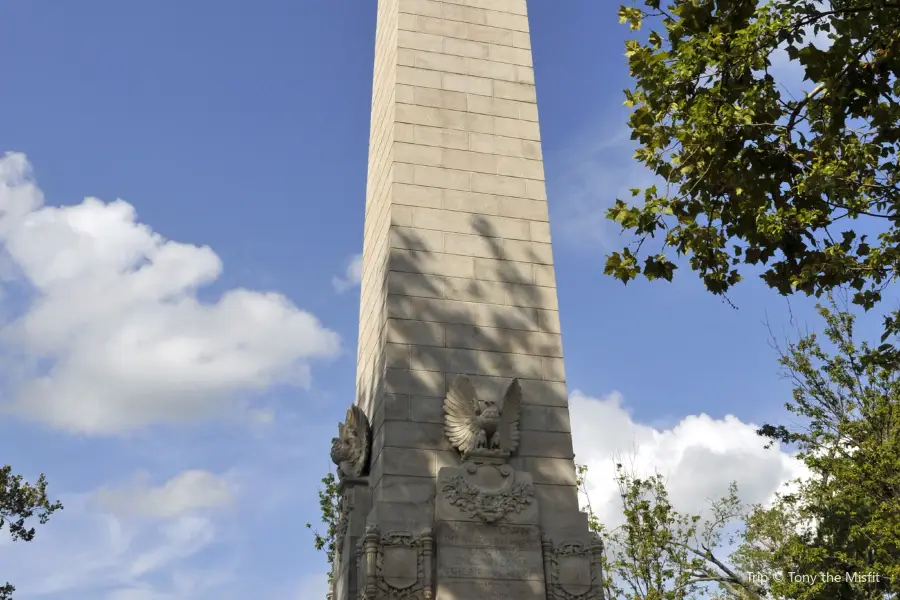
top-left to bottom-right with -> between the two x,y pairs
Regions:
0,2 -> 878,599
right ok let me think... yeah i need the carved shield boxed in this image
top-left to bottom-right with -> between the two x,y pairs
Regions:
381,545 -> 418,590
558,552 -> 593,595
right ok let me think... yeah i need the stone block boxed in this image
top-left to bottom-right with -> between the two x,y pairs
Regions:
385,367 -> 446,396
471,172 -> 526,197
535,308 -> 561,333
475,350 -> 543,379
443,72 -> 493,96
407,296 -> 477,325
416,51 -> 468,75
443,232 -> 501,259
542,356 -> 566,381
442,188 -> 500,214
398,29 -> 443,52
395,141 -> 442,167
408,394 -> 445,424
388,270 -> 444,298
489,43 -> 533,66
525,179 -> 547,200
385,343 -> 411,369
530,221 -> 552,244
467,93 -> 520,118
414,15 -> 468,39
517,430 -> 575,459
520,405 -> 571,432
390,225 -> 443,252
442,3 -> 487,24
494,116 -> 540,140
472,303 -> 541,331
413,165 -> 472,191
465,22 -> 515,46
414,124 -> 469,149
474,257 -> 534,284
496,155 -> 544,180
443,36 -> 489,59
384,420 -> 450,450
442,148 -> 498,174
518,101 -> 539,121
381,446 -> 433,477
398,65 -> 443,89
505,282 -> 559,310
513,30 -> 531,49
399,0 -> 443,18
467,57 -> 518,81
443,275 -> 507,304
444,323 -> 563,357
503,239 -> 553,264
518,379 -> 569,407
386,318 -> 445,347
497,197 -> 549,221
375,473 -> 438,505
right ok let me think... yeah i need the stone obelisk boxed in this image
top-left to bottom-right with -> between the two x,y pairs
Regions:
328,1 -> 603,598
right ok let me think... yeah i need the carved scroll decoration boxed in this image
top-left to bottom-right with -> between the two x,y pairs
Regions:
444,375 -> 522,462
542,534 -> 605,600
358,526 -> 434,600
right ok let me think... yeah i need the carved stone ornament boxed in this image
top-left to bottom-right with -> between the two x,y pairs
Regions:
357,526 -> 434,600
441,462 -> 535,524
334,493 -> 352,554
331,404 -> 372,481
542,534 -> 605,600
444,375 -> 522,461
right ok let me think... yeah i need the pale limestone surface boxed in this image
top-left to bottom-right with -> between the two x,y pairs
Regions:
335,1 -> 602,598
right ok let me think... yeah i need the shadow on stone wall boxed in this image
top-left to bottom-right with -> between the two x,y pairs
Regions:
357,214 -> 579,518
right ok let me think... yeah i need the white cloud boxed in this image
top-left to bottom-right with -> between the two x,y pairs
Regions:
0,151 -> 341,434
332,253 -> 363,293
93,470 -> 234,519
569,390 -> 810,527
0,488 -> 220,598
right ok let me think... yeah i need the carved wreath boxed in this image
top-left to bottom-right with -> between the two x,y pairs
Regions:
444,375 -> 522,459
330,404 -> 371,480
441,473 -> 534,524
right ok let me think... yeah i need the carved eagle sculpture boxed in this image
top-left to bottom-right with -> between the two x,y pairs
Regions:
330,404 -> 371,480
444,375 -> 522,459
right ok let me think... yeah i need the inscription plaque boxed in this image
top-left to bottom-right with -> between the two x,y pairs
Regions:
435,522 -> 546,600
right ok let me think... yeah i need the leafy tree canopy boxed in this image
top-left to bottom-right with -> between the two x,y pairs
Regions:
1,467 -> 63,600
607,0 -> 900,344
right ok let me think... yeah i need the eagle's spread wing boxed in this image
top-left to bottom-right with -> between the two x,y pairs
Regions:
344,405 -> 371,477
498,378 -> 522,454
444,375 -> 481,453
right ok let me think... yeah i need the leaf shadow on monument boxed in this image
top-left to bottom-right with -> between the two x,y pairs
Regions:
362,214 -> 578,510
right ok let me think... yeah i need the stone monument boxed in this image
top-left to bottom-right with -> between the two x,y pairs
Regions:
329,1 -> 604,598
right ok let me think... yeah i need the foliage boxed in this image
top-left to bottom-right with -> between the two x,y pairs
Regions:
576,462 -> 764,600
1,466 -> 63,600
754,298 -> 900,598
305,471 -> 341,585
606,0 -> 900,351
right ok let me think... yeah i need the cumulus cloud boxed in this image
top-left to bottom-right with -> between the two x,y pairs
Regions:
332,253 -> 363,293
93,470 -> 234,519
0,152 -> 341,434
569,390 -> 809,527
